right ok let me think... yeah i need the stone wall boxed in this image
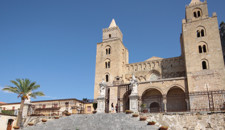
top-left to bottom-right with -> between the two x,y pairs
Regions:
145,112 -> 225,130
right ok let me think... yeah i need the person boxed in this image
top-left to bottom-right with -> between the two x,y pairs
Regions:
111,103 -> 114,112
116,104 -> 118,113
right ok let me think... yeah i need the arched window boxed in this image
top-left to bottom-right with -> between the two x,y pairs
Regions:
202,61 -> 208,70
198,42 -> 207,54
203,45 -> 207,52
108,62 -> 110,68
194,12 -> 197,18
106,46 -> 111,55
197,11 -> 201,17
193,8 -> 202,18
199,45 -> 202,53
197,30 -> 201,37
196,27 -> 206,38
105,59 -> 110,68
106,74 -> 109,82
201,29 -> 205,37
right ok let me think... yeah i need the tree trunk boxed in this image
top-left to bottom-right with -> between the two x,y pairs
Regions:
16,98 -> 25,127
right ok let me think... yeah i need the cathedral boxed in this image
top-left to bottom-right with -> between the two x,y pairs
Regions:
94,0 -> 225,113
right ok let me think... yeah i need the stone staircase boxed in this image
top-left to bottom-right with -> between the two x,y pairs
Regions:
21,113 -> 158,130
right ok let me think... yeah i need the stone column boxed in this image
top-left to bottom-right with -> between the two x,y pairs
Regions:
129,94 -> 139,113
163,96 -> 167,112
185,98 -> 190,111
97,97 -> 105,113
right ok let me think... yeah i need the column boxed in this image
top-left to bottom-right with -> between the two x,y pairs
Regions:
129,94 -> 139,113
97,97 -> 105,113
163,95 -> 167,112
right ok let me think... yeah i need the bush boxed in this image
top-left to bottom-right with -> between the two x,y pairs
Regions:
159,126 -> 168,130
132,113 -> 139,117
139,116 -> 147,121
1,110 -> 14,115
125,110 -> 133,114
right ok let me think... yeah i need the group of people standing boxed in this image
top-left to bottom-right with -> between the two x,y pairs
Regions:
111,103 -> 119,113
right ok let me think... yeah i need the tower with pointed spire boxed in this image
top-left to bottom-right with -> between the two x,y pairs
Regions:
94,19 -> 129,106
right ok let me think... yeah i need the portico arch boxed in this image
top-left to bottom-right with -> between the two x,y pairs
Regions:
167,87 -> 187,112
123,90 -> 131,112
141,88 -> 163,113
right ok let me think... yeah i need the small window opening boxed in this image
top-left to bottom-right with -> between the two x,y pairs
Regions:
197,11 -> 201,17
105,62 -> 108,68
194,12 -> 197,18
199,46 -> 202,53
202,61 -> 207,70
197,30 -> 200,37
108,48 -> 111,54
106,49 -> 108,55
106,75 -> 109,82
109,34 -> 111,38
201,29 -> 205,37
108,62 -> 110,68
116,77 -> 120,81
203,45 -> 207,52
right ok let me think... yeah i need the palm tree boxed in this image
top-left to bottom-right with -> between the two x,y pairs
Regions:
2,79 -> 45,127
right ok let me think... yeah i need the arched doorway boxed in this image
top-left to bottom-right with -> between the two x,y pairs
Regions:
7,119 -> 14,130
142,88 -> 163,113
123,90 -> 131,112
150,102 -> 160,112
167,87 -> 187,112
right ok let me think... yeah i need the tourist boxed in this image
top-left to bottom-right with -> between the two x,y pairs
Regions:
116,104 -> 118,113
111,103 -> 114,112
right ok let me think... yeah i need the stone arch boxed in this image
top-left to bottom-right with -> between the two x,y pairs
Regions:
7,119 -> 14,130
140,86 -> 164,97
123,90 -> 131,112
166,86 -> 187,112
141,88 -> 163,113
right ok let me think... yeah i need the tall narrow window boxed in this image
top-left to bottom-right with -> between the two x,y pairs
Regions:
199,46 -> 202,53
194,12 -> 197,18
203,45 -> 207,52
202,61 -> 207,70
201,29 -> 205,37
106,75 -> 109,82
105,62 -> 108,68
197,11 -> 201,17
108,48 -> 111,54
106,49 -> 108,55
109,34 -> 111,38
108,62 -> 110,68
197,30 -> 200,37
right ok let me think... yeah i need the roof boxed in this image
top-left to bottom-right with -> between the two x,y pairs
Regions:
109,19 -> 117,28
0,102 -> 5,104
145,56 -> 163,61
0,98 -> 84,105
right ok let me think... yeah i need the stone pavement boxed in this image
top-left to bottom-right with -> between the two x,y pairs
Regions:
21,113 -> 158,130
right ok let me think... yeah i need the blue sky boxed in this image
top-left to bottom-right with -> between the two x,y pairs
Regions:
0,0 -> 224,103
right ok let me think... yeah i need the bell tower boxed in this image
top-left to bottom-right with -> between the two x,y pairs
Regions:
181,0 -> 225,110
94,19 -> 129,102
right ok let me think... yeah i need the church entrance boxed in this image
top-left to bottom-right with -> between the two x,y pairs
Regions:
150,102 -> 160,112
123,90 -> 131,112
6,119 -> 14,130
142,88 -> 163,113
167,87 -> 187,112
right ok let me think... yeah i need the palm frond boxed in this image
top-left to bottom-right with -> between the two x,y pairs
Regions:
2,87 -> 20,94
29,91 -> 45,98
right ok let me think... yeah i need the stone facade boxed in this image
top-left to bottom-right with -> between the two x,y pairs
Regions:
94,0 -> 225,113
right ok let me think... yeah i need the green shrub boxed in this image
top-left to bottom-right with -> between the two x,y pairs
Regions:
2,110 -> 15,115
